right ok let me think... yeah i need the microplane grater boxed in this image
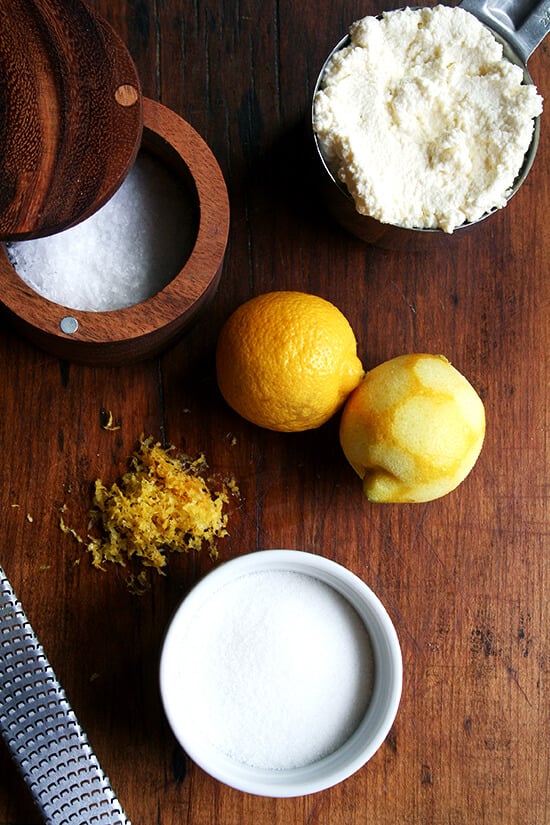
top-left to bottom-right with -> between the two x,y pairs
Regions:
0,565 -> 131,824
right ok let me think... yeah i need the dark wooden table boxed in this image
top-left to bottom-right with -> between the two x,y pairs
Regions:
1,1 -> 548,823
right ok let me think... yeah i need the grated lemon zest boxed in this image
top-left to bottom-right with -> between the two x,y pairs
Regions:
83,437 -> 238,576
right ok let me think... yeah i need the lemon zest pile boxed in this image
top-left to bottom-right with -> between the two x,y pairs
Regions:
81,437 -> 237,574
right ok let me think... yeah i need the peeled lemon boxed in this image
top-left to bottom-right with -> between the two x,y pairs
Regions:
216,291 -> 364,432
339,354 -> 486,503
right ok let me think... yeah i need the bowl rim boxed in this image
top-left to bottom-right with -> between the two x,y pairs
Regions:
159,549 -> 403,797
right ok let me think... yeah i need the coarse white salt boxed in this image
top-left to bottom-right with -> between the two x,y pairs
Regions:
7,152 -> 198,312
172,570 -> 374,770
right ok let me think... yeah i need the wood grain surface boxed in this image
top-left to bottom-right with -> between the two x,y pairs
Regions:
0,1 -> 548,823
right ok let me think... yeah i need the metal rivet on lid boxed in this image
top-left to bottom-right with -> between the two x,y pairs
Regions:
60,317 -> 79,335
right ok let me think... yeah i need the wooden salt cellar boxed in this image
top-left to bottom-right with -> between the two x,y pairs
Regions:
0,0 -> 230,363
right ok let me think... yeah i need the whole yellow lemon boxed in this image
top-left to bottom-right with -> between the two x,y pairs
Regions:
216,291 -> 364,432
339,354 -> 486,503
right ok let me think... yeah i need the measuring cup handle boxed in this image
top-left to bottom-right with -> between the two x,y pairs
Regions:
460,0 -> 550,62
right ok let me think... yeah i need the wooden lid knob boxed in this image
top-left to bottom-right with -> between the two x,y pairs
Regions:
0,0 -> 143,240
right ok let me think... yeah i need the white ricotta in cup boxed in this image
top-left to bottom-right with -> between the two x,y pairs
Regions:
313,5 -> 543,233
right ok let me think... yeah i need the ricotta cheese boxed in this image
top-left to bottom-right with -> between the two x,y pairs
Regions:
313,5 -> 543,233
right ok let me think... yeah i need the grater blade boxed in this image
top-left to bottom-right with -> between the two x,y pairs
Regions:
0,564 -> 131,824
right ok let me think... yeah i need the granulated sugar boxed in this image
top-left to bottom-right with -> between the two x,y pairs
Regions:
176,570 -> 374,770
7,152 -> 198,311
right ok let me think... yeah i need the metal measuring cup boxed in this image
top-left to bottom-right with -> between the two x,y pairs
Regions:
311,0 -> 549,249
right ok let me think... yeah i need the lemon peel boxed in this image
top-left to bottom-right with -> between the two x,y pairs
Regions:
216,291 -> 364,432
340,353 -> 485,502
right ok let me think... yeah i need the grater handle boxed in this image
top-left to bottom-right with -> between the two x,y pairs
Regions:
0,565 -> 131,825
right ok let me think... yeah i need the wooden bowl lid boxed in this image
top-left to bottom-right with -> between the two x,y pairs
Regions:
0,0 -> 143,241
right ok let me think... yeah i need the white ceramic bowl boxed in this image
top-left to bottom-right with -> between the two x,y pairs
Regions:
159,550 -> 402,797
